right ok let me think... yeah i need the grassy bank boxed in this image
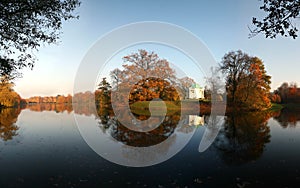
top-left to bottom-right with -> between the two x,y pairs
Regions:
130,100 -> 292,116
130,101 -> 181,116
129,100 -> 214,116
269,103 -> 284,112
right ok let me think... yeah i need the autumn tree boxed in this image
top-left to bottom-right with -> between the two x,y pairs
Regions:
73,91 -> 94,104
0,78 -> 21,108
220,50 -> 271,110
0,0 -> 80,79
275,82 -> 300,103
56,95 -> 66,104
250,0 -> 300,39
111,50 -> 191,103
120,49 -> 177,85
66,94 -> 72,104
129,77 -> 180,104
270,91 -> 282,103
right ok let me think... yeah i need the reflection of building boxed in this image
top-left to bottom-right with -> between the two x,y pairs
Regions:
188,115 -> 205,126
188,83 -> 204,99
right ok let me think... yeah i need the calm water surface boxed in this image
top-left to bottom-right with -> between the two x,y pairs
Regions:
0,106 -> 300,188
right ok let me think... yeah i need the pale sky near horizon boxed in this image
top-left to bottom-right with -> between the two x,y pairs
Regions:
13,0 -> 300,98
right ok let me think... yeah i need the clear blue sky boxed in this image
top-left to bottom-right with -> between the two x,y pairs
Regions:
14,0 -> 300,98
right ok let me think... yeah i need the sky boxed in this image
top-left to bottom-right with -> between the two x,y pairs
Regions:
14,0 -> 300,98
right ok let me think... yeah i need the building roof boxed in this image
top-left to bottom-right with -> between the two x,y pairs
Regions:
190,83 -> 202,89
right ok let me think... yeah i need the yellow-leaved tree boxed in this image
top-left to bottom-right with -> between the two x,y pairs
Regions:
0,78 -> 21,108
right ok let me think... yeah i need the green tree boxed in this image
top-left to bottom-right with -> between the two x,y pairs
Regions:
220,50 -> 271,110
0,0 -> 80,79
250,0 -> 300,39
96,78 -> 112,107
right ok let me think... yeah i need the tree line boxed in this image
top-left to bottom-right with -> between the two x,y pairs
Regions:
93,49 -> 273,112
270,82 -> 300,104
0,78 -> 74,108
3,48 -> 299,113
26,94 -> 72,104
2,1 -> 300,112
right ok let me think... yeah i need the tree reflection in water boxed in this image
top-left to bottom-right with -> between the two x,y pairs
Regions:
97,107 -> 181,147
273,108 -> 300,128
95,106 -> 202,165
27,103 -> 73,113
0,108 -> 21,141
214,112 -> 272,165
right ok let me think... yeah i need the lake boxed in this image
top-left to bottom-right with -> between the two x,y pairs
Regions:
0,105 -> 300,187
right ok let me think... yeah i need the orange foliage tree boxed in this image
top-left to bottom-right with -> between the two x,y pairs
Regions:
220,50 -> 271,110
275,82 -> 300,103
0,78 -> 22,108
110,49 -> 195,102
129,77 -> 180,104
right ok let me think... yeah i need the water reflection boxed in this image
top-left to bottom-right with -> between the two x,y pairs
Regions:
1,104 -> 300,186
0,108 -> 21,141
27,103 -> 97,117
27,103 -> 73,113
177,115 -> 206,134
214,112 -> 272,164
188,115 -> 205,126
96,107 -> 184,147
273,108 -> 300,128
1,103 -> 298,160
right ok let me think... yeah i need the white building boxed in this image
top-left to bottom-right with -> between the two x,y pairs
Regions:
188,115 -> 205,126
188,83 -> 205,99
